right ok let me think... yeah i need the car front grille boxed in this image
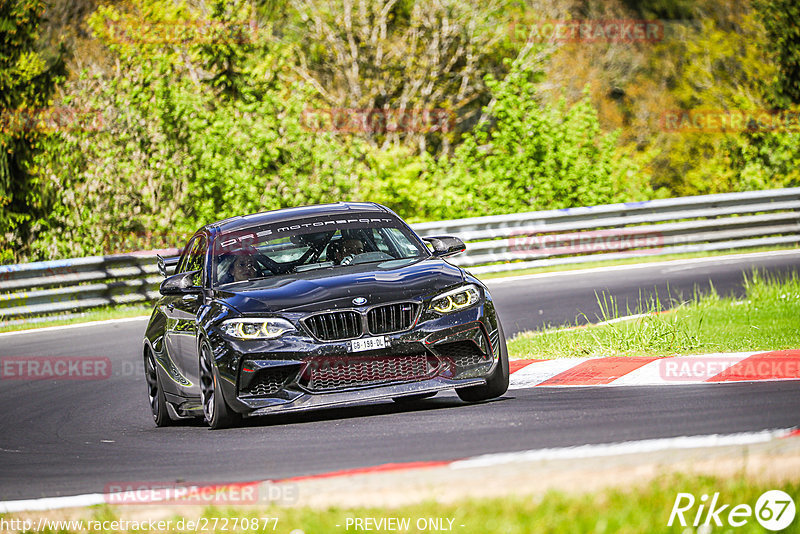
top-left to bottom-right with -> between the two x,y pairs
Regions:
300,353 -> 435,391
367,303 -> 418,335
303,302 -> 419,341
303,311 -> 363,341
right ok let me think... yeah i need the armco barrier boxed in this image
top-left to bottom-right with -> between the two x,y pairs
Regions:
1,188 -> 799,320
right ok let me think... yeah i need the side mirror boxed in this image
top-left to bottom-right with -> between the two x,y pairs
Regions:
157,254 -> 180,278
422,236 -> 466,258
159,270 -> 202,295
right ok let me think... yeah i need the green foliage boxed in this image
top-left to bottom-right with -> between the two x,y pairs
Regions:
31,0 -> 366,259
357,146 -> 437,222
289,0 -> 517,153
753,0 -> 800,107
430,58 -> 651,218
8,0 -> 800,263
645,12 -> 799,196
0,0 -> 66,261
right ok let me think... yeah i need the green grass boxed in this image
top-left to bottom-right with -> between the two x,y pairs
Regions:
476,244 -> 799,280
509,270 -> 800,359
0,303 -> 152,333
21,473 -> 799,533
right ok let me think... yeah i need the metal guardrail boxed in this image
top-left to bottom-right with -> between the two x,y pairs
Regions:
2,188 -> 799,320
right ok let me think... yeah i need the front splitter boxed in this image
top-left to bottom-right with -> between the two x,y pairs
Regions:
245,376 -> 486,417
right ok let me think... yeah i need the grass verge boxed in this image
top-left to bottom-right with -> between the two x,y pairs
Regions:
224,474 -> 799,533
509,270 -> 800,359
8,473 -> 798,533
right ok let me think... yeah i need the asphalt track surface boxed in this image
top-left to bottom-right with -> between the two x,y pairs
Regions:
1,251 -> 799,501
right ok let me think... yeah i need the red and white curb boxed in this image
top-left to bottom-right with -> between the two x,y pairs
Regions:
2,428 -> 799,513
508,350 -> 800,388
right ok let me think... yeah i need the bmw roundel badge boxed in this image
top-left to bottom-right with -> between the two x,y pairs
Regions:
352,297 -> 367,306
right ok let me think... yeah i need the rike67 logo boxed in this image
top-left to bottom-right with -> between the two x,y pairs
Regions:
669,490 -> 796,531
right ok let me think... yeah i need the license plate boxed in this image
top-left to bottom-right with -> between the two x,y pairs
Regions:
350,336 -> 387,352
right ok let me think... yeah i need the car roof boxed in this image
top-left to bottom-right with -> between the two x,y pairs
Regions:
206,202 -> 393,233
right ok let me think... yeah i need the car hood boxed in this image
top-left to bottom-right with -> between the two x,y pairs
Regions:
215,257 -> 465,314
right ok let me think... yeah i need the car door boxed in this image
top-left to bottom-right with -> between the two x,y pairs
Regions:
163,235 -> 206,391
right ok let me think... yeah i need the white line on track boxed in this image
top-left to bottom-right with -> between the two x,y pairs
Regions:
0,316 -> 149,337
481,249 -> 800,286
449,428 -> 796,469
0,493 -> 108,513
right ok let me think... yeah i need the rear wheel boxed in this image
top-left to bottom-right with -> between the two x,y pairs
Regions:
456,321 -> 509,402
199,341 -> 241,430
145,350 -> 174,427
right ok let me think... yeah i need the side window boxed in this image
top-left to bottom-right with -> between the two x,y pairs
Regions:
176,237 -> 196,275
384,228 -> 420,257
179,235 -> 207,286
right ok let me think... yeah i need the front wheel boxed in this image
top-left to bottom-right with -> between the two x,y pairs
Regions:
456,321 -> 509,402
199,341 -> 241,430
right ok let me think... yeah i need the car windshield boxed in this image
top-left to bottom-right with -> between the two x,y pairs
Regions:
213,214 -> 427,286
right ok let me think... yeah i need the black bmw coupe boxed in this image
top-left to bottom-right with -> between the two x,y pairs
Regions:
143,203 -> 508,428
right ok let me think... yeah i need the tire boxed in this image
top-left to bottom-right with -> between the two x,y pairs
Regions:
145,350 -> 174,427
199,340 -> 241,430
456,321 -> 509,402
392,392 -> 437,403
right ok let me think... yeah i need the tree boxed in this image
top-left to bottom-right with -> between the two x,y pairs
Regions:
753,0 -> 800,107
428,55 -> 650,219
290,0 -> 527,154
30,0 -> 367,259
0,0 -> 66,262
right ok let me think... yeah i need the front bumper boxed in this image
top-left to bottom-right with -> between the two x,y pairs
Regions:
209,303 -> 502,416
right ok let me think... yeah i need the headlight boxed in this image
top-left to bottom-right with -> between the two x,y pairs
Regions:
220,318 -> 295,339
430,284 -> 480,314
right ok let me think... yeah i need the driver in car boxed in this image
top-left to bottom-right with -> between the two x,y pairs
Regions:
333,238 -> 364,265
219,247 -> 259,284
231,253 -> 258,281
